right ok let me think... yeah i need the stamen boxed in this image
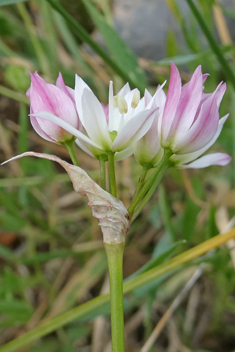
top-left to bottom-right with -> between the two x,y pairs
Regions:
113,96 -> 118,108
113,95 -> 128,114
131,90 -> 140,108
117,96 -> 128,114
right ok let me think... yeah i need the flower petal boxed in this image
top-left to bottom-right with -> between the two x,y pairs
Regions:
74,75 -> 92,126
108,81 -> 115,131
179,153 -> 231,169
159,62 -> 182,146
30,116 -> 55,143
133,113 -> 161,165
30,111 -> 101,148
170,65 -> 203,142
81,89 -> 112,150
114,146 -> 133,161
30,73 -> 78,128
171,114 -> 229,165
174,83 -> 226,154
112,108 -> 157,152
117,82 -> 131,97
56,72 -> 75,103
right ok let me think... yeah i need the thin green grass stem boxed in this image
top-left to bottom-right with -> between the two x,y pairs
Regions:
186,0 -> 235,89
46,0 -> 144,93
108,152 -> 117,197
1,228 -> 235,352
131,162 -> 171,223
128,149 -> 173,217
99,157 -> 106,190
16,3 -> 50,76
0,85 -> 29,105
63,140 -> 80,167
104,243 -> 125,352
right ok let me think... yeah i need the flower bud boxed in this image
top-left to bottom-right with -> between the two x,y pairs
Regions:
27,72 -> 80,144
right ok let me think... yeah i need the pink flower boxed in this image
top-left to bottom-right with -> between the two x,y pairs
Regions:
27,72 -> 81,144
159,63 -> 231,168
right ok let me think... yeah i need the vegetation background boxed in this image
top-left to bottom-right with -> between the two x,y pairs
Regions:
0,0 -> 235,351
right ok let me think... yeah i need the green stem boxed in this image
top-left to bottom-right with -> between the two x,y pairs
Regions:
128,149 -> 172,216
1,228 -> 235,352
186,0 -> 235,89
99,157 -> 106,190
131,162 -> 171,222
108,152 -> 117,197
63,140 -> 80,166
104,243 -> 125,352
131,165 -> 150,205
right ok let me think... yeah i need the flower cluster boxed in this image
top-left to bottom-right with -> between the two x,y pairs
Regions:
27,63 -> 231,169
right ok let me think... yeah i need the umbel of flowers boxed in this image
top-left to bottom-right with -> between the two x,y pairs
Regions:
3,63 -> 231,352
28,63 -> 231,171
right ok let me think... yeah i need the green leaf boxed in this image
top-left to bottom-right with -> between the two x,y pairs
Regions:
0,0 -> 27,5
182,197 -> 200,242
0,213 -> 26,232
155,46 -> 233,66
81,0 -> 147,91
46,0 -> 145,92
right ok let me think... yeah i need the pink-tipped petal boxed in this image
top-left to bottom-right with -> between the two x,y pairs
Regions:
171,114 -> 229,165
202,73 -> 209,84
30,116 -> 55,143
159,62 -> 182,145
112,108 -> 157,152
56,72 -> 75,102
81,89 -> 112,150
180,153 -> 231,169
169,66 -> 203,141
174,84 -> 225,154
30,72 -> 78,129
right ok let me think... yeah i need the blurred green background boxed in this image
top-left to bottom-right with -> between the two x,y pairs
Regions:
0,0 -> 235,351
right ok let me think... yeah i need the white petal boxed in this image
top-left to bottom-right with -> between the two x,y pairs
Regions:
75,75 -> 92,126
108,81 -> 115,131
81,89 -> 112,150
114,146 -> 134,161
30,111 -> 101,148
112,108 -> 157,151
179,153 -> 231,169
117,82 -> 131,97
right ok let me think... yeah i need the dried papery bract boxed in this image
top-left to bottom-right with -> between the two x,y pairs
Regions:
2,152 -> 129,245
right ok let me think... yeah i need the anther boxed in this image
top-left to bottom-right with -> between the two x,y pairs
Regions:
113,96 -> 128,114
131,90 -> 140,109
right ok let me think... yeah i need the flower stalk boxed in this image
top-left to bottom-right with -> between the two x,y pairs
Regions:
128,149 -> 173,218
104,242 -> 125,352
99,156 -> 107,190
131,161 -> 171,223
63,140 -> 80,166
108,152 -> 117,197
